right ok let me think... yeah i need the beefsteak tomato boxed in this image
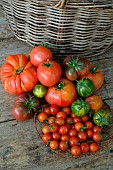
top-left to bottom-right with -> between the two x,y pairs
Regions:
45,78 -> 77,107
37,60 -> 62,87
12,93 -> 40,121
1,54 -> 38,94
30,45 -> 52,67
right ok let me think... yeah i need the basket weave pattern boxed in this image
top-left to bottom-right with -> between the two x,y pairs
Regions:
1,0 -> 113,56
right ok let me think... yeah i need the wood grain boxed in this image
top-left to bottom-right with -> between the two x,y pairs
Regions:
0,37 -> 113,170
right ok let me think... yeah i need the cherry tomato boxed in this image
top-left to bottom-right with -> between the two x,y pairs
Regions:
73,116 -> 82,124
52,132 -> 61,141
89,143 -> 99,152
65,124 -> 71,131
69,137 -> 80,147
93,132 -> 102,142
75,122 -> 84,132
84,121 -> 93,130
43,107 -> 51,116
42,125 -> 50,134
42,133 -> 52,143
77,131 -> 87,142
55,117 -> 65,126
49,140 -> 59,150
71,145 -> 81,156
56,111 -> 67,119
93,126 -> 101,133
62,107 -> 71,116
80,142 -> 89,153
48,116 -> 56,124
59,125 -> 69,135
86,129 -> 93,138
66,117 -> 73,124
37,112 -> 48,123
81,115 -> 89,122
61,134 -> 69,141
49,104 -> 59,115
49,123 -> 59,133
69,129 -> 77,137
59,141 -> 68,151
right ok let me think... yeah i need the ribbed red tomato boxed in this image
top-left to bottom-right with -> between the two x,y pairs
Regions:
45,78 -> 77,107
1,54 -> 38,94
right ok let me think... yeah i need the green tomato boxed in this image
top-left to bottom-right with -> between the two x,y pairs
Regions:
93,109 -> 110,127
76,78 -> 95,97
71,99 -> 90,117
33,84 -> 47,98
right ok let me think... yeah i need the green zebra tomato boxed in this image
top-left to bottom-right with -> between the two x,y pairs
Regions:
33,84 -> 47,98
71,99 -> 90,117
76,78 -> 95,97
93,109 -> 110,127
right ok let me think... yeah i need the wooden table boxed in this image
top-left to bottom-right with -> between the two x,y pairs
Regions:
0,37 -> 113,170
0,36 -> 113,170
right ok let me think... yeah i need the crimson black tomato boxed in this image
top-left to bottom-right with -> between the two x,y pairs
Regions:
63,56 -> 91,77
12,93 -> 40,121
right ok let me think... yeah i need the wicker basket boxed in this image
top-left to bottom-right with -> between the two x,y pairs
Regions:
1,0 -> 113,56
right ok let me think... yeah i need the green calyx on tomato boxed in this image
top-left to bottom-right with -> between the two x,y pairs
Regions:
93,109 -> 110,127
71,99 -> 90,117
16,67 -> 24,75
76,78 -> 95,97
90,66 -> 99,74
42,59 -> 53,67
33,84 -> 47,98
55,81 -> 65,90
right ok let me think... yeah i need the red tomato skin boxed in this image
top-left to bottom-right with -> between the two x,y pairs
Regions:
80,142 -> 89,153
30,46 -> 52,67
49,140 -> 59,150
86,129 -> 93,138
49,104 -> 59,115
45,78 -> 77,107
37,60 -> 62,87
90,143 -> 99,152
59,141 -> 68,151
42,133 -> 52,143
59,125 -> 68,135
71,146 -> 81,156
1,54 -> 38,94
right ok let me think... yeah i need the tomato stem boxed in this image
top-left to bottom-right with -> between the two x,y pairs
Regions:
43,59 -> 52,67
56,81 -> 64,90
16,68 -> 24,74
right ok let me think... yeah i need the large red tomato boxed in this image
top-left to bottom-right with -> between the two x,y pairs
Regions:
0,54 -> 38,94
30,46 -> 53,67
37,60 -> 62,87
45,78 -> 77,107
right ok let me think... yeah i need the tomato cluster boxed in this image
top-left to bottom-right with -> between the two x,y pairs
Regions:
37,104 -> 104,156
0,44 -> 110,156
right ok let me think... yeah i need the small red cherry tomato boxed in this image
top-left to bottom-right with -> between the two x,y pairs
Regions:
89,143 -> 99,152
49,104 -> 59,115
49,140 -> 59,150
80,142 -> 89,153
77,131 -> 87,142
59,141 -> 68,151
71,145 -> 81,156
59,125 -> 69,135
